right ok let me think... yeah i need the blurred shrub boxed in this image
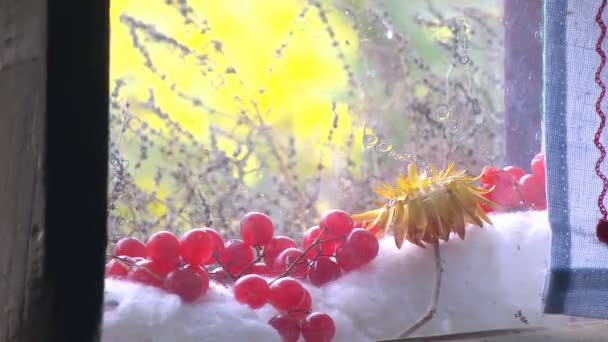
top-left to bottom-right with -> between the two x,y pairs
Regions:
108,0 -> 505,244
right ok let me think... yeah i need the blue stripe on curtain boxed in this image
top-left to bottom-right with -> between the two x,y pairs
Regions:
542,0 -> 570,314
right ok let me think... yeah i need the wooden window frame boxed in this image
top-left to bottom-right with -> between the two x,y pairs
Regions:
504,0 -> 543,168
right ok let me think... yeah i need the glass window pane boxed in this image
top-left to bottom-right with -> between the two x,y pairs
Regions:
104,1 -> 554,340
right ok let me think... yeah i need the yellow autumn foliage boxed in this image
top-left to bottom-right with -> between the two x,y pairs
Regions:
110,0 -> 363,197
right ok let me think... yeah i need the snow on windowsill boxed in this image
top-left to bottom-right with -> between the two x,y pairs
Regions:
102,210 -> 572,342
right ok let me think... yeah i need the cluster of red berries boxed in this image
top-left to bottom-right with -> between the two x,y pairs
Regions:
479,152 -> 546,212
106,209 -> 380,342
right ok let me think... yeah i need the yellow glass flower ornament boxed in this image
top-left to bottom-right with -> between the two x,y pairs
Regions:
351,162 -> 497,248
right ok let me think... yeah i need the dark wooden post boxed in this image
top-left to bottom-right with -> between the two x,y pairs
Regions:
504,0 -> 543,170
0,0 -> 109,341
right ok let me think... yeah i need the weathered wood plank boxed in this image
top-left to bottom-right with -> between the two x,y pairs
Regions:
0,0 -> 48,341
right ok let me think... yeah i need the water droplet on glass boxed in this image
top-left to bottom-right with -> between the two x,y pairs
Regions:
386,30 -> 394,39
458,55 -> 469,64
374,139 -> 393,153
433,104 -> 451,121
362,134 -> 378,148
128,117 -> 142,130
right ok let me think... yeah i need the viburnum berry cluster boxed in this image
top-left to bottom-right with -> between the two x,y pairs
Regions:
479,151 -> 546,213
106,209 -> 381,342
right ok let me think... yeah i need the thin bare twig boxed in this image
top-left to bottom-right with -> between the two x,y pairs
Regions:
398,239 -> 443,338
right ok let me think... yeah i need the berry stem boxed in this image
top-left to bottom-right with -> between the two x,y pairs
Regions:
234,252 -> 265,278
511,181 -> 529,210
290,257 -> 318,275
109,254 -> 137,269
212,251 -> 236,282
112,255 -> 164,281
269,227 -> 333,285
316,253 -> 337,258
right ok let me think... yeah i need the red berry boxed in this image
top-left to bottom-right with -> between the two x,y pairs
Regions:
301,312 -> 336,342
136,257 -> 179,277
244,262 -> 276,277
349,228 -> 379,256
127,260 -> 165,287
335,244 -> 359,271
480,166 -> 500,185
219,239 -> 255,276
163,266 -> 203,303
355,221 -> 381,238
302,226 -> 337,259
503,166 -> 526,181
519,174 -> 547,210
233,274 -> 270,309
273,248 -> 309,279
490,182 -> 522,209
263,236 -> 298,267
146,231 -> 181,265
179,228 -> 214,265
481,166 -> 514,185
268,314 -> 301,342
201,228 -> 225,265
106,257 -> 132,278
338,228 -> 379,269
114,237 -> 147,258
288,289 -> 312,321
269,277 -> 307,311
183,264 -> 210,296
319,209 -> 354,238
240,212 -> 274,246
328,238 -> 345,252
308,258 -> 341,287
531,152 -> 546,180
